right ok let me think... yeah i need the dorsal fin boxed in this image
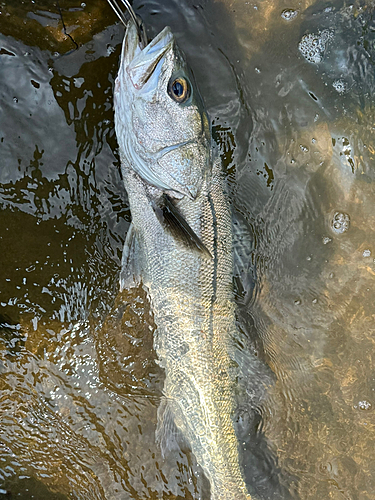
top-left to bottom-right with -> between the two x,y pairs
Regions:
232,210 -> 256,305
152,194 -> 212,259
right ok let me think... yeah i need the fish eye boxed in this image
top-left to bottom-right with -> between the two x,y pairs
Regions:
167,76 -> 190,104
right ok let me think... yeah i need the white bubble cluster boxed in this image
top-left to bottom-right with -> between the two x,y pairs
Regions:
298,30 -> 333,64
356,400 -> 372,411
331,212 -> 350,234
332,79 -> 347,93
281,9 -> 298,21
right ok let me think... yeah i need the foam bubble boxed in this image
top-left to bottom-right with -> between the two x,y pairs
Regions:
281,9 -> 298,21
331,212 -> 350,234
298,30 -> 333,64
356,400 -> 372,411
332,79 -> 347,94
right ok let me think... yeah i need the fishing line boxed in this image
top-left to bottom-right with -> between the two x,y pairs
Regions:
107,0 -> 148,48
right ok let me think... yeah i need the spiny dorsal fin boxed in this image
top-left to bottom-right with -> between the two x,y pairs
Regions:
152,194 -> 212,259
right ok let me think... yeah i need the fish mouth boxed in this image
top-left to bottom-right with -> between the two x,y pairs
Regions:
121,22 -> 174,90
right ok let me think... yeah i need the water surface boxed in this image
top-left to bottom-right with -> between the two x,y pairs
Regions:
1,0 -> 375,498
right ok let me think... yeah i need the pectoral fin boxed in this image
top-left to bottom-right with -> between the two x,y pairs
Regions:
152,194 -> 212,259
120,223 -> 142,290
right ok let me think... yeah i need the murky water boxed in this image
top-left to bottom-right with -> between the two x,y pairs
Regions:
1,0 -> 375,498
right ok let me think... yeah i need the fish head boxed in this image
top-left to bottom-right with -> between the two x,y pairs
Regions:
114,21 -> 211,199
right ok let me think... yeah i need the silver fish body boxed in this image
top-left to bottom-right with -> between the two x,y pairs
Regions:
114,20 -> 258,500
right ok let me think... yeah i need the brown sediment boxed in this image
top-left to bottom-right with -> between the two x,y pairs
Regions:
0,1 -> 116,53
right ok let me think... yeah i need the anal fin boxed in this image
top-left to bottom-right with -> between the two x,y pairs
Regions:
152,194 -> 212,259
156,397 -> 188,458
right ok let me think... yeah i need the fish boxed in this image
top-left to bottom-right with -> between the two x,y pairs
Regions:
110,2 -> 269,498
